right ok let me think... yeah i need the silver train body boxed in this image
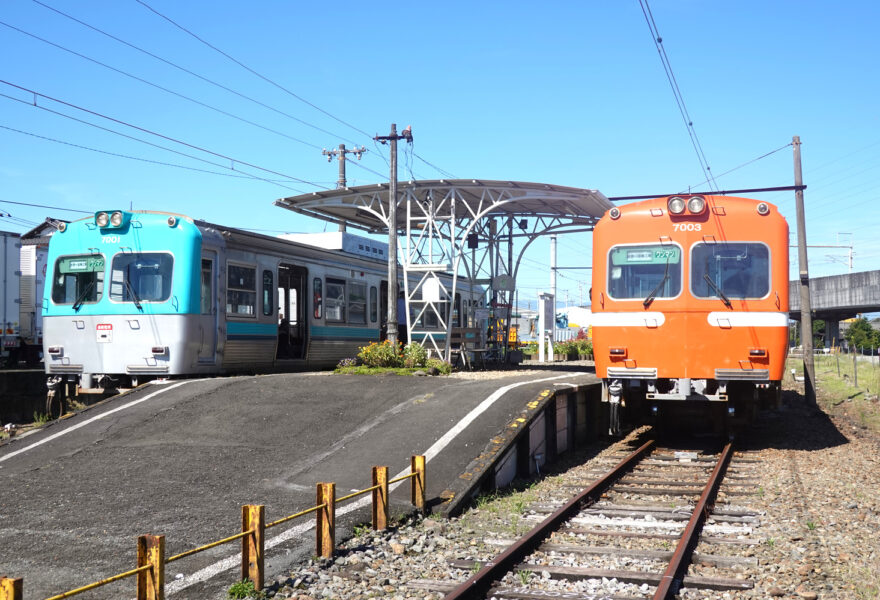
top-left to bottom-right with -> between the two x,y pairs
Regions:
43,211 -> 482,390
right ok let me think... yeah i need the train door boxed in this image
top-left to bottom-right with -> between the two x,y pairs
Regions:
276,263 -> 307,359
198,251 -> 218,364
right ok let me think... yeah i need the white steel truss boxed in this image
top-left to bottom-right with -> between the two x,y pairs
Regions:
276,180 -> 612,362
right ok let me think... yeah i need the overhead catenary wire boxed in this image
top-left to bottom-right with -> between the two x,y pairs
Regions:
638,0 -> 717,191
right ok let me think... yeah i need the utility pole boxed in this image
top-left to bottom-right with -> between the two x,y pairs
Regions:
322,144 -> 366,189
793,135 -> 815,403
374,124 -> 413,348
322,144 -> 366,232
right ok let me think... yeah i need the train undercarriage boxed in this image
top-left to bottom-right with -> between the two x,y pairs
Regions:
602,376 -> 782,438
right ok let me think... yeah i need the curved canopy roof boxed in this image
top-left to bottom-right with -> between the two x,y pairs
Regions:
275,179 -> 613,233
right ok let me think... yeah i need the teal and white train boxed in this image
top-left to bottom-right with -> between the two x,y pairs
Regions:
43,210 -> 480,391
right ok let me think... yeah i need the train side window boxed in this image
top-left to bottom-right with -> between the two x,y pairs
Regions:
607,244 -> 682,300
313,278 -> 322,319
370,286 -> 378,323
262,270 -> 273,316
691,242 -> 770,299
109,253 -> 173,303
51,255 -> 105,305
200,259 -> 213,315
349,281 -> 367,324
325,277 -> 345,322
227,264 -> 256,316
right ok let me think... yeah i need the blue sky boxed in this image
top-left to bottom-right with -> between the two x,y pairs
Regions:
1,0 -> 878,309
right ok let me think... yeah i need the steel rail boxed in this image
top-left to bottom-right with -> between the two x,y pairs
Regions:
653,442 -> 734,599
443,439 -> 655,600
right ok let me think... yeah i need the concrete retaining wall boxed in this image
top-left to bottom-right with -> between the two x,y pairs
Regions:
441,381 -> 602,516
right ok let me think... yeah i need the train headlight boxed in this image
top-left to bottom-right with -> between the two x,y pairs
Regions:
757,202 -> 770,215
167,216 -> 178,227
687,195 -> 706,214
95,212 -> 110,227
667,196 -> 686,214
609,207 -> 621,220
110,211 -> 124,227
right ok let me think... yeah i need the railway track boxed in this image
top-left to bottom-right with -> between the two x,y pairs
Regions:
442,436 -> 763,599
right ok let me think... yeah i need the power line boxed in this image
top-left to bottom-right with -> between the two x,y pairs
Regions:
30,0 -> 360,146
0,19 -> 325,151
134,0 -> 373,139
0,198 -> 92,214
686,143 -> 792,190
0,123 -> 303,185
638,0 -> 717,190
0,92 -> 306,193
414,152 -> 457,179
131,1 -> 455,182
0,80 -> 323,191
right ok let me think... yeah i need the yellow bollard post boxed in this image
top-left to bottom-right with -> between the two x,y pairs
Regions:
241,505 -> 265,590
315,482 -> 336,558
137,535 -> 165,600
411,455 -> 426,513
372,466 -> 388,530
0,577 -> 22,600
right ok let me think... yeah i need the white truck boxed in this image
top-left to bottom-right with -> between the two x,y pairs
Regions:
18,237 -> 48,365
1,230 -> 21,365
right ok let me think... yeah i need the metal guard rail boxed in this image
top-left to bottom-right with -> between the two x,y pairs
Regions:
0,455 -> 426,600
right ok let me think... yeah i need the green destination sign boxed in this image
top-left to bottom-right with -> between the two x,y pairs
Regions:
58,256 -> 105,274
610,245 -> 680,265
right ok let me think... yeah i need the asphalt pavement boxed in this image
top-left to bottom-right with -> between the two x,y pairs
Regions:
0,367 -> 596,599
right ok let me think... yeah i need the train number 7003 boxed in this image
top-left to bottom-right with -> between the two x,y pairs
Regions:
672,223 -> 702,232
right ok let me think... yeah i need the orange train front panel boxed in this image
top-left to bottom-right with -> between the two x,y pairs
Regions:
591,195 -> 789,384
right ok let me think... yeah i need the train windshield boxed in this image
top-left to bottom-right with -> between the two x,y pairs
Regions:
109,253 -> 174,303
691,242 -> 770,299
607,244 -> 682,300
52,255 -> 105,306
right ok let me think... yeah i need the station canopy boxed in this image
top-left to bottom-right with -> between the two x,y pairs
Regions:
275,179 -> 613,360
275,179 -> 611,234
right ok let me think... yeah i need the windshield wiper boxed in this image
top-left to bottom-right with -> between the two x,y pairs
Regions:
124,279 -> 143,311
643,259 -> 671,308
72,281 -> 95,312
703,273 -> 732,308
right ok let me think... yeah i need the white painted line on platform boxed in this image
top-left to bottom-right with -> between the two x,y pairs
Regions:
167,372 -> 589,595
0,380 -> 199,465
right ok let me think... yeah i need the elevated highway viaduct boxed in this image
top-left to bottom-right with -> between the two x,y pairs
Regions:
789,269 -> 880,347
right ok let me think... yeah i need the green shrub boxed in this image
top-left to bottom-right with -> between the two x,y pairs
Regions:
357,340 -> 403,367
227,579 -> 264,599
402,342 -> 428,368
426,358 -> 452,374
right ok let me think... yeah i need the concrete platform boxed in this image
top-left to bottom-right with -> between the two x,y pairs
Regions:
0,365 -> 600,599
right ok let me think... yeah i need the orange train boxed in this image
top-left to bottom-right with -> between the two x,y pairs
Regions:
590,194 -> 789,433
